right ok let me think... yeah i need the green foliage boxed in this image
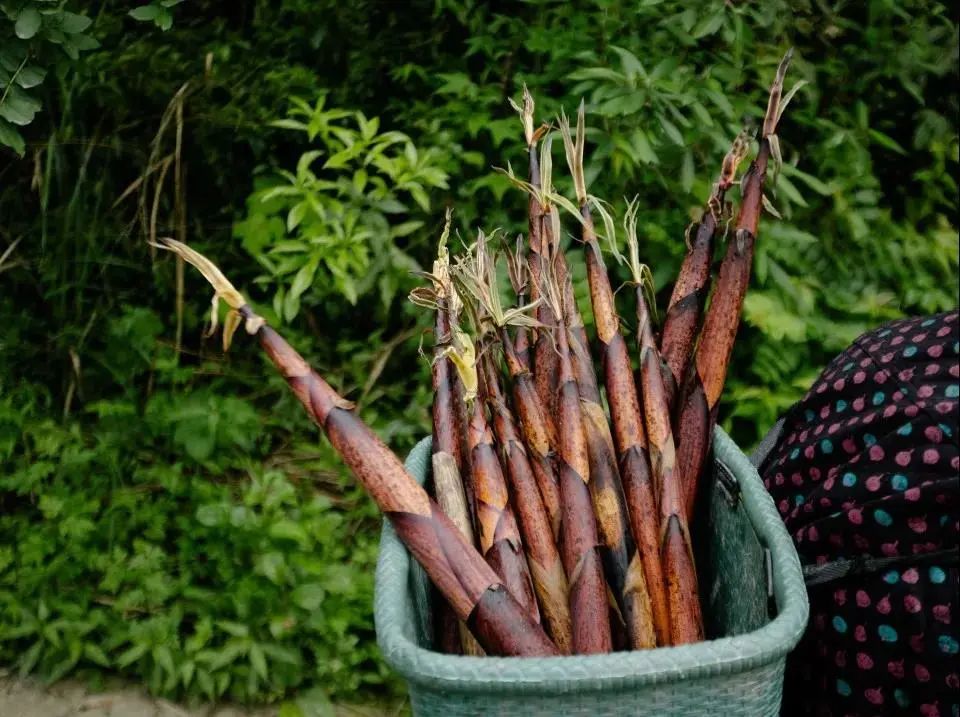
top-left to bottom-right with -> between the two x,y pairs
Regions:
0,0 -> 956,708
0,1 -> 98,155
235,96 -> 448,319
128,0 -> 182,31
0,378 -> 394,702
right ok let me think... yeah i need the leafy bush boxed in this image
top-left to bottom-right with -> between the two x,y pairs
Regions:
235,96 -> 448,318
0,310 -> 400,704
0,0 -> 956,707
0,1 -> 98,155
0,396 -> 403,709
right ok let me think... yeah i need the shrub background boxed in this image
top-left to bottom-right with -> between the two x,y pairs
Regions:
1,0 -> 957,708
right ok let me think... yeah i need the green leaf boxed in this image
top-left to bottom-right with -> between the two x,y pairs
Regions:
216,620 -> 250,638
658,115 -> 684,145
781,164 -> 833,196
270,118 -> 308,132
692,11 -> 725,39
204,639 -> 247,671
153,645 -> 175,677
295,149 -> 323,180
0,48 -> 26,73
61,39 -> 80,61
116,642 -> 149,668
774,174 -> 807,207
61,12 -> 92,34
631,129 -> 659,165
15,8 -> 42,40
196,668 -> 215,700
389,220 -> 423,238
180,661 -> 195,687
260,643 -> 302,666
288,257 -> 318,302
409,183 -> 430,212
129,6 -> 160,21
374,198 -> 406,214
611,46 -> 645,80
0,85 -> 42,126
291,583 -> 325,611
595,92 -> 646,117
16,66 -> 46,89
195,503 -> 226,527
0,118 -> 25,156
690,101 -> 714,127
681,151 -> 695,194
72,34 -> 101,51
249,643 -> 268,680
867,128 -> 907,155
19,641 -> 42,676
269,519 -> 310,547
175,416 -> 216,461
83,643 -> 110,667
744,293 -> 807,342
323,147 -> 357,170
287,202 -> 310,233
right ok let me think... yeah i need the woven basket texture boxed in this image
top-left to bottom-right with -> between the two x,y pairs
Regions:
374,427 -> 809,716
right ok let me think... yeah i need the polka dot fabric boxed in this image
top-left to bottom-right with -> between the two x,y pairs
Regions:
760,311 -> 959,717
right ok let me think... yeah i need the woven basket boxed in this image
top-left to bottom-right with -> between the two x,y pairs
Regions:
374,427 -> 808,716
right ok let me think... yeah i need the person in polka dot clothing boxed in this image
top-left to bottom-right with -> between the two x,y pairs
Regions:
756,310 -> 958,717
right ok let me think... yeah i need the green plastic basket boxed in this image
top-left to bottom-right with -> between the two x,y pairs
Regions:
374,427 -> 808,716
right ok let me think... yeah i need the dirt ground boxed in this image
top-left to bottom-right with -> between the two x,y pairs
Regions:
0,671 -> 395,717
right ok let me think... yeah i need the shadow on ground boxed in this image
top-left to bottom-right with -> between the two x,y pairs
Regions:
0,673 -> 399,717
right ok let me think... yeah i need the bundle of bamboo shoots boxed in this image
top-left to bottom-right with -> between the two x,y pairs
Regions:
156,50 -> 796,658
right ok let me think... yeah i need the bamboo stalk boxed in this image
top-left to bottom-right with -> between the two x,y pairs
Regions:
465,377 -> 541,625
449,346 -> 477,527
513,323 -> 532,373
506,91 -> 587,426
447,236 -> 542,624
539,251 -> 612,654
676,50 -> 795,517
624,202 -> 704,645
510,88 -> 559,420
431,297 -> 476,655
499,326 -> 563,540
659,130 -> 752,401
157,238 -> 558,658
410,212 -> 484,655
505,235 -> 533,374
479,349 -> 573,654
558,107 -> 660,649
453,230 -> 563,542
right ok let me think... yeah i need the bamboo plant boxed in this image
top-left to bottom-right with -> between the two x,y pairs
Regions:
156,238 -> 558,658
509,88 -> 559,419
494,240 -> 563,540
453,233 -> 574,653
152,51 -> 797,661
558,106 -> 661,649
675,50 -> 797,518
538,249 -> 613,654
408,209 -> 484,656
659,130 -> 752,405
622,201 -> 705,645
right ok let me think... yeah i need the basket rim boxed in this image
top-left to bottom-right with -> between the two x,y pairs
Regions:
374,426 -> 809,693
